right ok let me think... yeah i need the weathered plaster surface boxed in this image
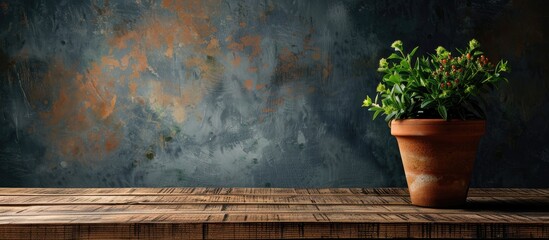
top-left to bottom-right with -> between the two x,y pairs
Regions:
1,0 -> 548,187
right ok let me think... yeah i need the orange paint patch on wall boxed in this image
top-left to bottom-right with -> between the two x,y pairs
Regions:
31,57 -> 124,163
172,107 -> 187,123
105,134 -> 120,152
109,31 -> 138,50
95,95 -> 117,120
101,1 -> 224,130
47,89 -> 70,126
161,0 -> 174,8
128,81 -> 138,95
275,47 -> 303,82
143,18 -> 166,49
120,55 -> 130,69
165,45 -> 174,58
240,35 -> 262,60
262,108 -> 276,113
161,0 -> 218,43
228,41 -> 244,52
205,38 -> 220,56
185,56 -> 211,73
248,67 -> 258,73
69,112 -> 91,131
127,47 -> 149,80
101,55 -> 121,69
227,35 -> 262,61
231,54 -> 241,67
164,30 -> 175,58
244,79 -> 254,91
147,80 -> 205,124
61,136 -> 84,159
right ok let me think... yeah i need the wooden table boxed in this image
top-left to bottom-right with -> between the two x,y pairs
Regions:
0,188 -> 548,239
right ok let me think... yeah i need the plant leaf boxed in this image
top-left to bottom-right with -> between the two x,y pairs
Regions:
394,84 -> 403,94
409,46 -> 419,58
388,53 -> 401,60
421,99 -> 434,108
388,74 -> 401,84
437,105 -> 448,120
373,110 -> 382,120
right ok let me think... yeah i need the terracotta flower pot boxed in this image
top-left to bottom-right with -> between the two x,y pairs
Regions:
391,119 -> 486,208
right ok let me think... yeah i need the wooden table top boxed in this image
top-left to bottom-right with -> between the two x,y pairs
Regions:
0,188 -> 548,239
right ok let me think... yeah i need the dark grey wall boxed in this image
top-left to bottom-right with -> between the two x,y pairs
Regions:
1,0 -> 548,187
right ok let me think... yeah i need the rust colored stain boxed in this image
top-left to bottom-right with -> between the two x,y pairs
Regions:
164,43 -> 174,58
161,0 -> 173,8
100,55 -> 121,69
276,47 -> 302,81
185,56 -> 211,73
108,31 -> 138,49
97,95 -> 117,120
161,0 -> 218,42
27,58 -> 123,162
227,35 -> 262,61
255,83 -> 266,90
15,0 -> 226,162
120,55 -> 130,69
227,41 -> 244,52
262,108 -> 276,113
147,80 -> 204,124
244,79 -> 253,91
81,62 -> 118,120
128,81 -> 138,95
47,89 -> 70,126
105,134 -> 120,152
127,47 -> 149,80
103,0 -> 223,125
240,35 -> 262,60
61,136 -> 84,159
205,38 -> 220,55
248,67 -> 258,73
231,54 -> 241,67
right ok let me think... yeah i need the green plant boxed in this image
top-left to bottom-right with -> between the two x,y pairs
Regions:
362,39 -> 509,121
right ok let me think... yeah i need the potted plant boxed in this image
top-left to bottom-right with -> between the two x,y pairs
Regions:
363,39 -> 509,208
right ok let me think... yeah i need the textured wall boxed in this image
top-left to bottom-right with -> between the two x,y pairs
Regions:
1,0 -> 548,187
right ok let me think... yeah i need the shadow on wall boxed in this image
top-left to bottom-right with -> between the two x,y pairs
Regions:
0,0 -> 548,187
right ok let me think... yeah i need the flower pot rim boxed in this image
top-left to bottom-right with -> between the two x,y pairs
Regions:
391,118 -> 485,126
390,119 -> 486,137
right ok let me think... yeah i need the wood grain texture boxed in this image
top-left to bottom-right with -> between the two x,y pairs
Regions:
0,188 -> 548,239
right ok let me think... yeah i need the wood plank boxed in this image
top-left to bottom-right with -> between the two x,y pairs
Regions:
0,202 -> 547,216
1,195 -> 548,206
0,212 -> 547,224
1,188 -> 547,196
0,195 -> 417,205
0,188 -> 547,239
1,222 -> 547,239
